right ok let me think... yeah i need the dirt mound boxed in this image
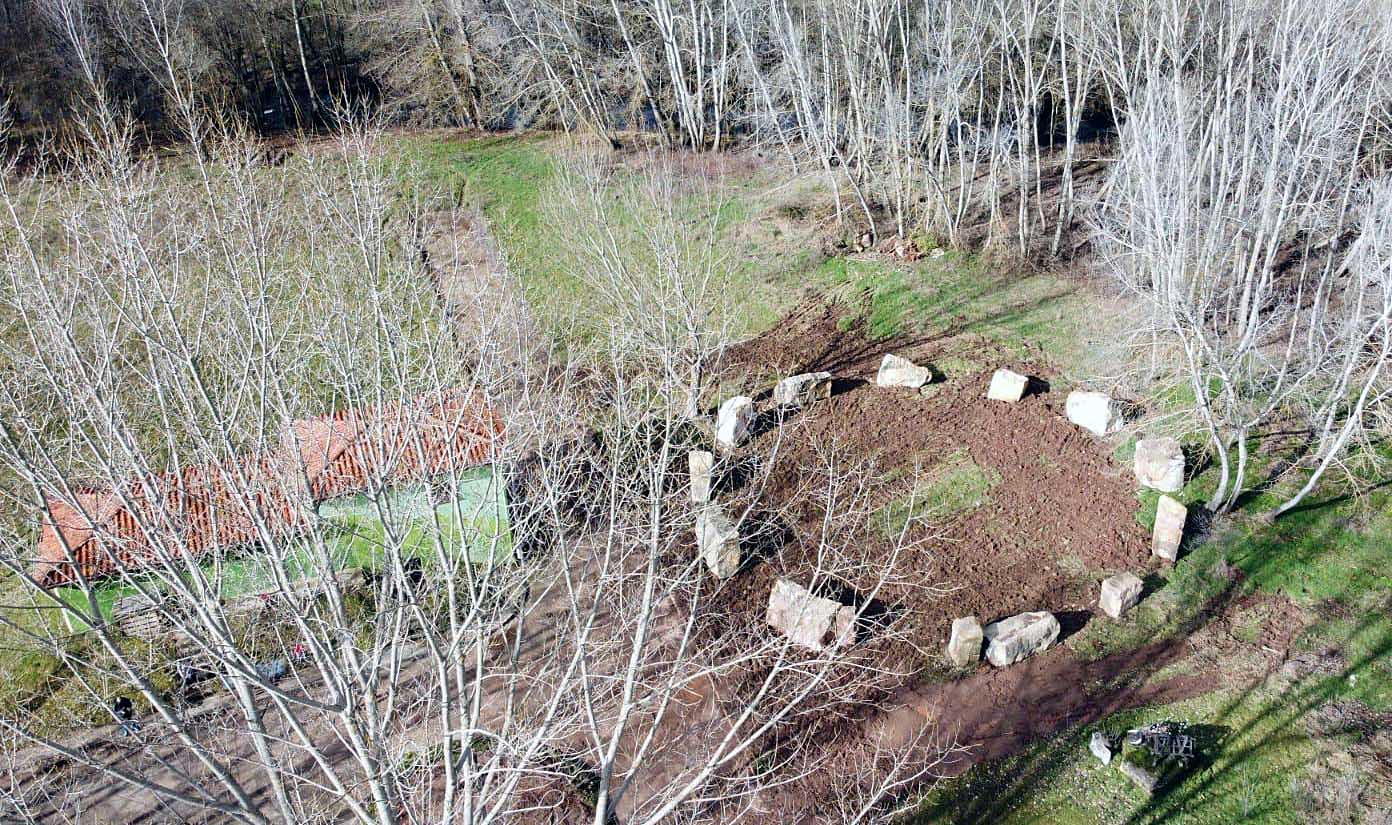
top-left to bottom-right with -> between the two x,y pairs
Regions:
717,298 -> 1151,663
687,298 -> 1174,821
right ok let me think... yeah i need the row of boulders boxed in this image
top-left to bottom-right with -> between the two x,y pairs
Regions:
945,610 -> 1062,668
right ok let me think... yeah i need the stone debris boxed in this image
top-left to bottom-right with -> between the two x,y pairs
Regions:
715,396 -> 755,450
1127,722 -> 1197,764
1152,495 -> 1187,562
1134,437 -> 1185,492
946,616 -> 984,668
695,506 -> 741,578
1090,730 -> 1114,765
766,577 -> 856,652
773,371 -> 833,408
1065,390 -> 1123,436
983,611 -> 1060,667
1119,758 -> 1159,794
688,450 -> 713,504
986,369 -> 1029,402
875,353 -> 932,389
1099,572 -> 1144,619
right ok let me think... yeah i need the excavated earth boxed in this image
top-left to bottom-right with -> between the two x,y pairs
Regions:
714,296 -> 1153,669
670,296 -> 1222,821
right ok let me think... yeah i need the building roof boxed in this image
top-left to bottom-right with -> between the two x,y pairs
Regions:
32,389 -> 502,588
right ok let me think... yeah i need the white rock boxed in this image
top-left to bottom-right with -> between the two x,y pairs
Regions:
688,450 -> 713,504
986,369 -> 1029,402
1089,730 -> 1113,765
773,371 -> 833,407
1134,437 -> 1184,492
1065,391 -> 1123,436
1099,572 -> 1144,619
1152,495 -> 1187,562
766,578 -> 856,652
875,354 -> 932,389
715,396 -> 755,450
695,506 -> 740,578
983,611 -> 1060,667
946,616 -> 984,668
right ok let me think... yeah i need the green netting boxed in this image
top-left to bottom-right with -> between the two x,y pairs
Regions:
56,466 -> 511,631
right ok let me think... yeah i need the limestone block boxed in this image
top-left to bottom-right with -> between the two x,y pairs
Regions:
715,396 -> 755,450
1090,730 -> 1114,765
875,354 -> 932,389
983,611 -> 1060,667
766,578 -> 856,651
695,506 -> 741,578
1066,390 -> 1123,436
773,371 -> 833,407
1152,495 -> 1187,562
946,616 -> 984,667
688,450 -> 713,504
1100,572 -> 1144,618
986,369 -> 1029,402
1134,437 -> 1184,492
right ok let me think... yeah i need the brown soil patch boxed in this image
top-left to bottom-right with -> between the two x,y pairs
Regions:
714,297 -> 1153,670
683,297 -> 1190,821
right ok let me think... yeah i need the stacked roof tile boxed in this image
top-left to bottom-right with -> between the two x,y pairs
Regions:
32,389 -> 502,588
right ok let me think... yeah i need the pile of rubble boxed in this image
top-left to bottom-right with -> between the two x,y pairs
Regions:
692,351 -> 1193,661
1089,720 -> 1204,794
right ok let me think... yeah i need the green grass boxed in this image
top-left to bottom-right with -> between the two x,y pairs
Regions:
879,450 -> 1002,536
815,246 -> 1096,373
921,471 -> 1392,823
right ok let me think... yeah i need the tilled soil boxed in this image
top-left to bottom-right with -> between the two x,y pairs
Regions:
682,296 -> 1179,822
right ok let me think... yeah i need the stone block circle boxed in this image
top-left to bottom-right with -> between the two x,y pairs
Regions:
986,368 -> 1028,402
704,355 -> 1178,668
695,505 -> 740,578
1100,572 -> 1144,619
946,616 -> 984,667
774,371 -> 833,407
688,450 -> 713,504
716,395 -> 755,450
1065,390 -> 1122,436
984,611 -> 1060,667
766,577 -> 857,652
875,353 -> 932,389
1152,495 -> 1186,562
1134,436 -> 1185,492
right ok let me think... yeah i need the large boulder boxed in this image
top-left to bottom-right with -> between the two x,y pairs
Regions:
766,578 -> 856,652
695,506 -> 741,578
1099,572 -> 1144,618
715,396 -> 755,450
688,450 -> 713,504
1065,391 -> 1123,435
875,354 -> 932,389
1152,495 -> 1187,562
773,371 -> 833,407
945,616 -> 984,667
986,369 -> 1029,402
1134,437 -> 1185,492
983,611 -> 1060,667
